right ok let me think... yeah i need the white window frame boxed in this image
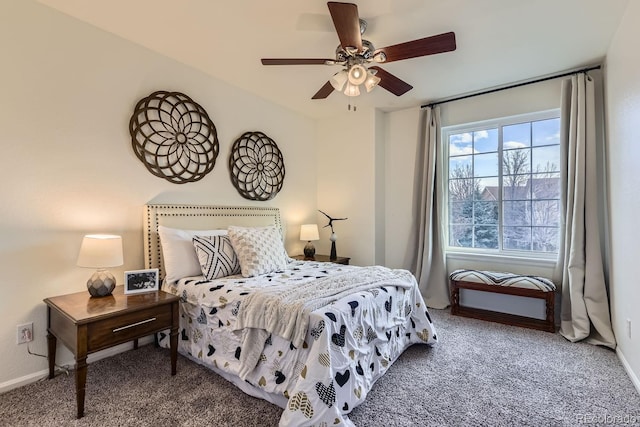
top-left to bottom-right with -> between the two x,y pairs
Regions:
442,109 -> 561,263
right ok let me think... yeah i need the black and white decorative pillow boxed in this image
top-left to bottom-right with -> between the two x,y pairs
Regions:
193,235 -> 241,280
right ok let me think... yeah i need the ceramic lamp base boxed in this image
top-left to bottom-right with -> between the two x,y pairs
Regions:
87,269 -> 116,297
303,242 -> 316,260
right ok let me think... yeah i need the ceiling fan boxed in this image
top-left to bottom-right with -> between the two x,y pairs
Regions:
261,2 -> 456,100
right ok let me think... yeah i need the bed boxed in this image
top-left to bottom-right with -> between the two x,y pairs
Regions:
144,204 -> 437,426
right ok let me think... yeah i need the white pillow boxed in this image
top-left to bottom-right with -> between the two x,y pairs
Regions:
192,235 -> 241,280
157,225 -> 227,285
227,225 -> 287,277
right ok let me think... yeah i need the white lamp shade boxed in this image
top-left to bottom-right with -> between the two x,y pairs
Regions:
348,64 -> 367,85
330,70 -> 348,91
343,82 -> 360,97
364,72 -> 381,93
77,234 -> 124,268
300,224 -> 320,241
372,51 -> 387,63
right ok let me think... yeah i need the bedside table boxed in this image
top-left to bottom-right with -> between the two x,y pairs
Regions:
44,286 -> 179,418
292,254 -> 350,265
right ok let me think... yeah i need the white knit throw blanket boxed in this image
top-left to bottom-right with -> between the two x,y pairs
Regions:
233,265 -> 415,378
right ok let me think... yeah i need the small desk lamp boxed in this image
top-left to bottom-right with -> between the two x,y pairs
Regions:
77,234 -> 123,297
300,224 -> 320,260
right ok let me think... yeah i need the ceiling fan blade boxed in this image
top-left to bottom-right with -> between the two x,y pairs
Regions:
261,58 -> 334,65
327,2 -> 363,52
374,31 -> 456,63
312,81 -> 335,99
369,66 -> 413,96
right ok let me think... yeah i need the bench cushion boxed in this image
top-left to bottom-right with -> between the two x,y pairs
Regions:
449,269 -> 556,292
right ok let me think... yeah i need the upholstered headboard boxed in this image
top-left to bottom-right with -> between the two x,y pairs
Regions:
144,204 -> 282,280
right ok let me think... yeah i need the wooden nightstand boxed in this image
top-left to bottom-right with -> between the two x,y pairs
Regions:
292,254 -> 350,265
44,286 -> 179,418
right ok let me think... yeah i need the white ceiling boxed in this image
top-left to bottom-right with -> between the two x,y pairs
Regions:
38,0 -> 629,119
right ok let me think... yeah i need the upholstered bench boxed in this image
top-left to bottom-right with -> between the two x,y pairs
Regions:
449,269 -> 556,332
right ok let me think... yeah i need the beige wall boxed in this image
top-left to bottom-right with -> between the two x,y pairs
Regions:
315,108 -> 378,266
605,0 -> 640,391
0,1 -> 316,388
383,107 -> 421,270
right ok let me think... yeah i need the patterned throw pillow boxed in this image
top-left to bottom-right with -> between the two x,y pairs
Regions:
227,225 -> 288,277
192,235 -> 241,280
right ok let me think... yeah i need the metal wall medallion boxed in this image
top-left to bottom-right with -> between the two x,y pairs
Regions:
129,91 -> 219,184
229,131 -> 285,201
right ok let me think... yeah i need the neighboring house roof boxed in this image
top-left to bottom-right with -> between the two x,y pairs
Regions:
481,186 -> 499,201
479,177 -> 559,201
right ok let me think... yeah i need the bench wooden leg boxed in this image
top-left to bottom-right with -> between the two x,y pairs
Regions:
450,283 -> 460,315
545,292 -> 555,332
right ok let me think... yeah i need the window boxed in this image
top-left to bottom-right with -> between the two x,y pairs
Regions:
445,111 -> 561,256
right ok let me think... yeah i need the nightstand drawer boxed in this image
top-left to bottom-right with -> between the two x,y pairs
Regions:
87,306 -> 171,352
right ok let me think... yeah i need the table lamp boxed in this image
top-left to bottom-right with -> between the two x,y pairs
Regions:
77,234 -> 123,297
300,224 -> 320,260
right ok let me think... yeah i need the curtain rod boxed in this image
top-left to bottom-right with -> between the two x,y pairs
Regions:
421,64 -> 601,109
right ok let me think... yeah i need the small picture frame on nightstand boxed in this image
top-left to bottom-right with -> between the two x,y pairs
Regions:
124,268 -> 159,294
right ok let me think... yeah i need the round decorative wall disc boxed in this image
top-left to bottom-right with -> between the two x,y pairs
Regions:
229,131 -> 285,201
129,91 -> 219,184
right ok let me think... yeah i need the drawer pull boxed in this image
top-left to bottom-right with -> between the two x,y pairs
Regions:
112,317 -> 156,333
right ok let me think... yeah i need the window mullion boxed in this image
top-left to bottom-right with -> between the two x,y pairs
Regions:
471,132 -> 476,249
498,124 -> 504,252
529,123 -> 534,251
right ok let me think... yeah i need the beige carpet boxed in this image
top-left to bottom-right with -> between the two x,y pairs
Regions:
1,309 -> 638,426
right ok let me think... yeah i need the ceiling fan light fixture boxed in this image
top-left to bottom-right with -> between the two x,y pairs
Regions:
330,70 -> 348,91
343,82 -> 360,97
372,51 -> 387,63
348,64 -> 367,85
364,72 -> 381,93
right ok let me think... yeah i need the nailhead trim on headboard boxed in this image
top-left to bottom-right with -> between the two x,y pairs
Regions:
144,204 -> 283,283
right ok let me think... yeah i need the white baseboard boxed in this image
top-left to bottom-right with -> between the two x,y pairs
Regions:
0,336 -> 155,394
0,369 -> 50,394
616,347 -> 640,395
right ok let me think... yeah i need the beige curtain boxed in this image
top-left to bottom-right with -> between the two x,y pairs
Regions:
557,73 -> 615,348
410,106 -> 449,308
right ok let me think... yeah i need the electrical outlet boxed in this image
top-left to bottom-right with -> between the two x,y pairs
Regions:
627,318 -> 632,339
17,322 -> 33,344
